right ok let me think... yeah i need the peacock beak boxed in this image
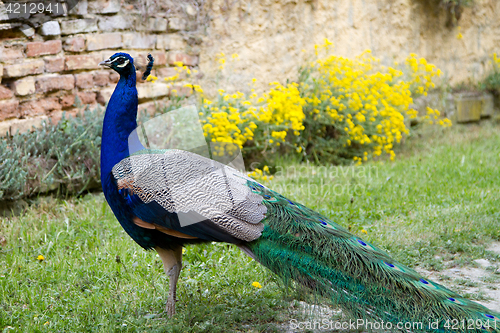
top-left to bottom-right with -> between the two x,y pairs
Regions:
99,59 -> 112,67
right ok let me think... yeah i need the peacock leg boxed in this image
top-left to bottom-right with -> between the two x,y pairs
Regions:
155,245 -> 183,317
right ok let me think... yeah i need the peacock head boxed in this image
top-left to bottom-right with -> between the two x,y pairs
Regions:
99,53 -> 135,76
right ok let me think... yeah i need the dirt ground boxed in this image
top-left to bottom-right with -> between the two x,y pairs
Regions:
415,242 -> 500,312
281,242 -> 500,332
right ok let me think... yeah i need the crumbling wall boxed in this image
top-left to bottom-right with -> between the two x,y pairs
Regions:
0,0 -> 202,135
199,0 -> 500,93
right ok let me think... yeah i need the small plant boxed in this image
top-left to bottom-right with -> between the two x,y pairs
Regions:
483,53 -> 500,93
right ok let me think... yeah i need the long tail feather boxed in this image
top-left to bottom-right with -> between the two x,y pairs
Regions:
246,181 -> 500,333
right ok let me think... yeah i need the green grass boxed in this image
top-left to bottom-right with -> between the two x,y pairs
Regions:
273,122 -> 500,270
1,122 -> 500,332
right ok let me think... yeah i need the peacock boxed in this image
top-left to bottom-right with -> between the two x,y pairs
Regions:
99,52 -> 500,332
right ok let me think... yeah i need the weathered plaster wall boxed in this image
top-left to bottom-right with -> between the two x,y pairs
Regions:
0,0 -> 200,135
199,0 -> 500,92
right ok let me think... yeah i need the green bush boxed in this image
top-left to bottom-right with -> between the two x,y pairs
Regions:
0,107 -> 103,202
483,53 -> 500,93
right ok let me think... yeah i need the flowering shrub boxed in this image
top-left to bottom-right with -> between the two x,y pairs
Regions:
159,42 -> 450,169
298,43 -> 450,164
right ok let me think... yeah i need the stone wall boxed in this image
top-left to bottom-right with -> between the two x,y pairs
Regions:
1,0 -> 499,134
0,0 -> 201,135
199,0 -> 500,94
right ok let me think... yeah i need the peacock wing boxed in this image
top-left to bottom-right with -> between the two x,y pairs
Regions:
112,149 -> 266,242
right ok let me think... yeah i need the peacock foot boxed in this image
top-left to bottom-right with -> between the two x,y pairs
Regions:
165,299 -> 176,317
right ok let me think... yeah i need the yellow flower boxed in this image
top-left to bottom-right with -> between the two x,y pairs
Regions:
37,255 -> 44,261
361,229 -> 368,234
182,248 -> 186,254
252,281 -> 262,289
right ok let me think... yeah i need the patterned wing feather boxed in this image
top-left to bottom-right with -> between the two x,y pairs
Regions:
112,149 -> 266,242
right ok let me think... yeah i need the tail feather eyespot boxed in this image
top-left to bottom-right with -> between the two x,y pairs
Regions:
446,297 -> 467,306
483,313 -> 499,321
382,260 -> 405,272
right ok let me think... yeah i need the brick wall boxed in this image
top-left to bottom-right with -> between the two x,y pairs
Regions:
0,0 -> 201,136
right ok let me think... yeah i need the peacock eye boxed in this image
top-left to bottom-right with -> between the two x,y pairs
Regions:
116,58 -> 125,64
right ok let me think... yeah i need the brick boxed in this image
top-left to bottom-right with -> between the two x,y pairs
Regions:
93,71 -> 109,86
151,51 -> 167,66
167,52 -> 198,66
123,33 -> 156,49
135,71 -> 146,83
171,35 -> 187,50
88,0 -> 120,14
69,1 -> 88,15
0,44 -> 25,62
44,57 -> 65,73
185,4 -> 197,16
65,54 -> 101,70
40,21 -> 61,36
0,85 -> 13,99
3,60 -> 44,78
12,77 -> 35,96
150,18 -> 168,32
156,35 -> 170,50
168,17 -> 187,31
76,91 -> 97,105
51,110 -> 78,125
133,54 -> 148,70
86,33 -> 122,51
0,116 -> 50,137
109,72 -> 119,83
138,100 -> 169,116
169,85 -> 192,97
59,94 -> 75,108
36,74 -> 75,93
138,101 -> 158,115
97,88 -> 114,105
35,97 -> 62,112
137,17 -> 167,32
137,82 -> 169,99
26,40 -> 62,57
157,66 -> 178,79
63,36 -> 86,52
0,100 -> 19,121
98,15 -> 133,31
20,97 -> 60,117
61,18 -> 98,35
20,25 -> 35,38
75,73 -> 93,89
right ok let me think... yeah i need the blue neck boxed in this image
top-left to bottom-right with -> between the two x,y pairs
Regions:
100,71 -> 143,181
